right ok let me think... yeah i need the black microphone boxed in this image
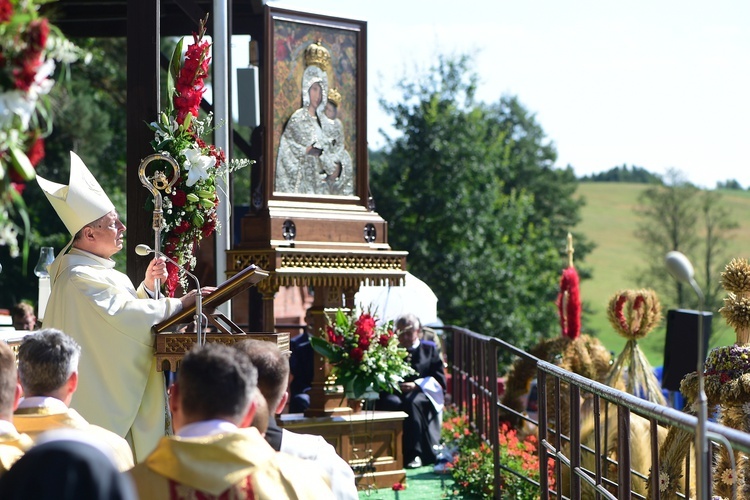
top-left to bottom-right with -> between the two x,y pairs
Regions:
135,244 -> 205,345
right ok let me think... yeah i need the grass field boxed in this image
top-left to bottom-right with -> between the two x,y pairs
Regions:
575,182 -> 750,367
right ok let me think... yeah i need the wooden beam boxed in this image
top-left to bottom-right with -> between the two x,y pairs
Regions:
126,0 -> 160,285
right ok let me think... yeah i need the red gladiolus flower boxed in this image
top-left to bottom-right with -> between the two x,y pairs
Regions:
209,145 -> 226,166
175,80 -> 194,96
26,137 -> 44,166
25,19 -> 49,53
326,326 -> 337,343
350,347 -> 364,362
358,336 -> 370,349
173,220 -> 191,235
13,60 -> 40,91
181,57 -> 201,79
378,334 -> 390,347
171,190 -> 187,207
165,236 -> 180,254
179,86 -> 204,109
355,313 -> 376,338
0,0 -> 13,23
201,215 -> 216,238
165,261 -> 180,297
175,108 -> 192,125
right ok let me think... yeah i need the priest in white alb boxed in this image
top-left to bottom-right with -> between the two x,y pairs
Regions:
36,152 -> 202,462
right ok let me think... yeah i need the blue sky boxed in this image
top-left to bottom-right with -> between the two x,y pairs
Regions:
272,1 -> 750,188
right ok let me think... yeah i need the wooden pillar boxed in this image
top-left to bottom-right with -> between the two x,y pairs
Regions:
343,285 -> 358,309
256,280 -> 278,332
305,285 -> 348,416
126,0 -> 160,285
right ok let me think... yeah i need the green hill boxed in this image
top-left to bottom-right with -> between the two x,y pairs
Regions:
575,182 -> 750,367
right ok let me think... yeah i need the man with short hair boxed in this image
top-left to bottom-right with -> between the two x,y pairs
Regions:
14,329 -> 134,471
11,303 -> 36,331
0,341 -> 32,475
234,339 -> 358,500
130,343 -> 332,499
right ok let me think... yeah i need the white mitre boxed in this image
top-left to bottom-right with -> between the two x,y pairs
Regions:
36,151 -> 114,235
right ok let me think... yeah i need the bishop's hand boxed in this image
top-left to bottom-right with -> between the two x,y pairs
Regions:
144,257 -> 168,293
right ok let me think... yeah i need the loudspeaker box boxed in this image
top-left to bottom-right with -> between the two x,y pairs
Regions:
662,309 -> 712,392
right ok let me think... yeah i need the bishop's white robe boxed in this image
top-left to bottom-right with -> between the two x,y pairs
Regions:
44,248 -> 182,462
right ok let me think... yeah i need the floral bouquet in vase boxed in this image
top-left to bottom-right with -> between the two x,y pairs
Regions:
145,15 -> 250,296
310,309 -> 415,399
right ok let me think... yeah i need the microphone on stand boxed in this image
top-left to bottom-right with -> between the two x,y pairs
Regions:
665,250 -> 709,499
135,244 -> 205,346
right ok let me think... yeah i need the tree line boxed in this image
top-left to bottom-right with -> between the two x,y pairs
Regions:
581,164 -> 745,192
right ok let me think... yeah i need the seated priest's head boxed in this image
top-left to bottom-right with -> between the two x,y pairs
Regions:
0,342 -> 20,422
233,339 -> 290,417
11,303 -> 36,331
396,313 -> 422,349
249,389 -> 269,436
168,343 -> 258,432
17,329 -> 81,405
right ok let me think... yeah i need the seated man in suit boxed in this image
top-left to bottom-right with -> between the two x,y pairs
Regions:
234,339 -> 358,500
0,341 -> 31,475
376,313 -> 446,469
130,343 -> 333,499
288,327 -> 314,413
14,329 -> 134,471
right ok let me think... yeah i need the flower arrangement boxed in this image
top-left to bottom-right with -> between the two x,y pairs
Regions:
0,0 -> 84,258
145,15 -> 250,296
310,309 -> 415,399
442,409 -> 555,500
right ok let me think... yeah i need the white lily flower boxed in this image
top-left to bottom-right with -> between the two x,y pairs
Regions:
180,144 -> 215,187
0,221 -> 19,258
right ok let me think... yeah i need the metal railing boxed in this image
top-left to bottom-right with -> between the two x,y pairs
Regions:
441,325 -> 750,499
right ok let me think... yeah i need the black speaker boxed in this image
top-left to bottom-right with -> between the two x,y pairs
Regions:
662,309 -> 712,391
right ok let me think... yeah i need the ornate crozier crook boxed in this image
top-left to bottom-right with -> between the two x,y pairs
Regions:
138,152 -> 180,299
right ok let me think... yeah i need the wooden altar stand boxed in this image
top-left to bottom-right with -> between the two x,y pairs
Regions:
279,410 -> 409,490
225,245 -> 409,489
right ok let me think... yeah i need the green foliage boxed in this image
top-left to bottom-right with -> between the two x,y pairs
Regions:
371,55 -> 588,349
581,164 -> 663,184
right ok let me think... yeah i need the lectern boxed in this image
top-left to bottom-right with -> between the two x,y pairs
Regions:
153,264 -> 289,371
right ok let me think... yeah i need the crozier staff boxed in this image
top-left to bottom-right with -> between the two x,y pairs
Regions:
36,152 -> 202,462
